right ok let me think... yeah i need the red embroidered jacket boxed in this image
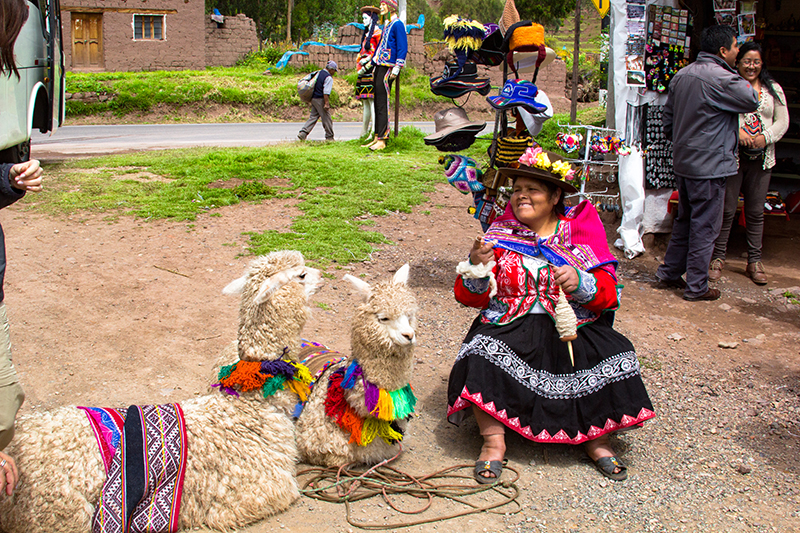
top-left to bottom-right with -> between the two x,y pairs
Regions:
454,248 -> 620,327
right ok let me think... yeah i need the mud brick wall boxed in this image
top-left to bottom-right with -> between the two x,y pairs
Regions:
288,25 -> 426,71
205,14 -> 259,67
62,0 -> 205,72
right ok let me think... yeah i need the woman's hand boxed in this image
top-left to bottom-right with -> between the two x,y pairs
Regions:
8,159 -> 43,193
469,237 -> 494,266
0,451 -> 19,496
552,265 -> 579,293
751,133 -> 767,150
739,128 -> 751,147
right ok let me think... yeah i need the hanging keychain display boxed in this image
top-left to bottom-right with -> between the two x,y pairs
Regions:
644,104 -> 675,189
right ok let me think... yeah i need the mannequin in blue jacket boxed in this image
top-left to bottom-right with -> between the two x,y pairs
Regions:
362,0 -> 407,152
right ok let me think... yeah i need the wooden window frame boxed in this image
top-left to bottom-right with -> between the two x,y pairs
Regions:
133,14 -> 166,41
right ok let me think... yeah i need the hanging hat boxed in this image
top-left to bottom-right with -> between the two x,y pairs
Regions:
441,155 -> 485,194
498,145 -> 577,193
429,76 -> 492,98
360,5 -> 380,14
510,47 -> 557,74
501,20 -> 547,82
472,26 -> 504,66
430,132 -> 482,152
380,0 -> 398,11
441,15 -> 486,83
487,79 -> 548,114
424,107 -> 487,143
498,0 -> 521,36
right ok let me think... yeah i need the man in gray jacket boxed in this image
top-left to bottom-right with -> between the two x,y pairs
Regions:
656,25 -> 758,301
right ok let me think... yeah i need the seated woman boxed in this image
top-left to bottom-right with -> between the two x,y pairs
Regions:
447,146 -> 654,483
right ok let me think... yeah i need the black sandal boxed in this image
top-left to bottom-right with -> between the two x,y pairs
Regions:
473,459 -> 506,484
593,456 -> 628,481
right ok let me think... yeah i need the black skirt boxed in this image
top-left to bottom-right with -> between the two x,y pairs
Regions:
447,313 -> 654,444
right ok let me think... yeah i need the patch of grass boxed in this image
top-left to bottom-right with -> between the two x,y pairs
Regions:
40,128 -> 441,265
315,302 -> 332,311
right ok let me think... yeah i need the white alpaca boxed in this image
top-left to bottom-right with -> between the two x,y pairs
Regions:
0,250 -> 322,533
296,264 -> 419,467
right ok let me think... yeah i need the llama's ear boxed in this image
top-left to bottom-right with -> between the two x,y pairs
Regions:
254,267 -> 303,304
344,274 -> 372,301
392,264 -> 410,285
222,275 -> 247,295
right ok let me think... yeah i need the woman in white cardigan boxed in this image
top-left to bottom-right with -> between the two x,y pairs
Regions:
709,41 -> 789,285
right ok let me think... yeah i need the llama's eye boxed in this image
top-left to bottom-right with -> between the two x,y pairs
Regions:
299,272 -> 306,279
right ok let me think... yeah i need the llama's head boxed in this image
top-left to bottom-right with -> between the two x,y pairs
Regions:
345,264 -> 418,351
223,250 -> 322,361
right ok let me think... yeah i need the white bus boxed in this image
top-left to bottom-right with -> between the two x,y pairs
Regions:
0,0 -> 64,163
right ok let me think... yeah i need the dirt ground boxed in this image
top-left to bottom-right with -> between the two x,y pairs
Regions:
2,180 -> 799,532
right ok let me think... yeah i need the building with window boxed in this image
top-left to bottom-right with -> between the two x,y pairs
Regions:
61,0 -> 206,71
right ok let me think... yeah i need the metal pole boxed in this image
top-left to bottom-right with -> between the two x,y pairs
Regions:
570,0 -> 582,124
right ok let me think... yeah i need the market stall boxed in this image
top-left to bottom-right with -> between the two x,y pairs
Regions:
608,0 -> 800,258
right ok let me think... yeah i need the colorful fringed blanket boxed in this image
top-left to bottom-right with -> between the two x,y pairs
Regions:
323,360 -> 416,446
80,403 -> 188,533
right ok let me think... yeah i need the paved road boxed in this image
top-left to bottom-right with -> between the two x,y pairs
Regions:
29,121 -> 455,159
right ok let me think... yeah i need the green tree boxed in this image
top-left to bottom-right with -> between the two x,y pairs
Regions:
515,0 -> 577,26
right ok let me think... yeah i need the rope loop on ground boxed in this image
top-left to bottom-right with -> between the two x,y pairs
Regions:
298,454 -> 521,530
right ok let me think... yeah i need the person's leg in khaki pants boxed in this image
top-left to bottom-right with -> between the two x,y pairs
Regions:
0,303 -> 24,451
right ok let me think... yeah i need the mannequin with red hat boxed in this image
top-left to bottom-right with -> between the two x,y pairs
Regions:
363,0 -> 407,151
356,6 -> 382,138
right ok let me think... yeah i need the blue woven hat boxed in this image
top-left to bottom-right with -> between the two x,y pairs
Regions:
486,79 -> 547,114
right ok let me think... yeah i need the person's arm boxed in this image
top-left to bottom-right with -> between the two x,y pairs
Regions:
389,23 -> 408,79
566,267 -> 620,314
762,84 -> 790,146
709,74 -> 759,115
0,451 -> 18,496
454,240 -> 498,309
663,90 -> 674,141
0,161 -> 41,210
323,75 -> 334,110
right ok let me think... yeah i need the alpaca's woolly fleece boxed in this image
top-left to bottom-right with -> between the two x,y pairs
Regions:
233,251 -> 320,362
296,265 -> 419,467
0,392 -> 299,533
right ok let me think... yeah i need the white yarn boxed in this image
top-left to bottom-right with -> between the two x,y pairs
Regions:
554,289 -> 577,340
455,260 -> 498,298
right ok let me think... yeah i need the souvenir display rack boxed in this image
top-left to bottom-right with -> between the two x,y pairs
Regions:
557,123 -> 623,207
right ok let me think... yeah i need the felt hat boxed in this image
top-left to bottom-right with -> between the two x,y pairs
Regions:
472,26 -> 504,66
429,76 -> 491,98
441,155 -> 485,194
380,0 -> 398,10
424,107 -> 487,143
360,5 -> 380,14
487,79 -> 547,114
498,146 -> 578,193
428,131 -> 482,152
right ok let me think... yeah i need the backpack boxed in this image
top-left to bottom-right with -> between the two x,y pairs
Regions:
297,71 -> 321,103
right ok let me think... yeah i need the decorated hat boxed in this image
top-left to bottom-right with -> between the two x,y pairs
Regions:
441,15 -> 487,83
472,25 -> 504,66
498,145 -> 577,193
380,0 -> 398,11
487,79 -> 547,114
441,155 -> 485,194
360,5 -> 380,14
424,107 -> 487,143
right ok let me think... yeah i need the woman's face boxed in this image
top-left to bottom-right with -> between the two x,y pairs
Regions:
738,50 -> 762,83
510,176 -> 560,229
362,12 -> 371,26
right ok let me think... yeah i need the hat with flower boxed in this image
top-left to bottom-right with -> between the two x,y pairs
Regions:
498,144 -> 577,193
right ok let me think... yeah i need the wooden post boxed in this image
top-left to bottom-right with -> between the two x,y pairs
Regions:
394,73 -> 400,137
570,0 -> 582,124
286,0 -> 293,42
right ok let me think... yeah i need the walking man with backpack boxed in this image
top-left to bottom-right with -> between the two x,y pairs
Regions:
298,60 -> 338,141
